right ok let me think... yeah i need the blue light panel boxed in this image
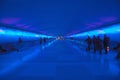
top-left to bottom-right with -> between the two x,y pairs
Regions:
69,24 -> 120,37
0,26 -> 53,38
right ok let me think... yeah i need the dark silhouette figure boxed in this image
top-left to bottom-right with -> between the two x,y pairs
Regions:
113,43 -> 120,59
85,36 -> 92,51
43,38 -> 47,44
40,38 -> 42,45
97,36 -> 102,54
70,37 -> 74,40
0,45 -> 7,52
93,35 -> 97,53
18,37 -> 23,44
103,35 -> 110,54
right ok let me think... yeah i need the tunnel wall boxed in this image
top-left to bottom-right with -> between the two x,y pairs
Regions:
0,26 -> 52,44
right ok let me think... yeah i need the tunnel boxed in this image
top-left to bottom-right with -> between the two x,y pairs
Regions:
0,0 -> 120,80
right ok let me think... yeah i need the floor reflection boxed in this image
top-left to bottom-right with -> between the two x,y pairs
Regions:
0,40 -> 56,76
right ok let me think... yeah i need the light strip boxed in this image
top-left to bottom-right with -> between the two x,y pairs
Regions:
69,24 -> 120,37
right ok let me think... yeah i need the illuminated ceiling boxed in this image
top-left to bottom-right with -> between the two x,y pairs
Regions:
0,0 -> 120,36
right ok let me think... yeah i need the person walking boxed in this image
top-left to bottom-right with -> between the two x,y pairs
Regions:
93,35 -> 97,53
85,36 -> 92,51
97,36 -> 102,54
103,35 -> 110,54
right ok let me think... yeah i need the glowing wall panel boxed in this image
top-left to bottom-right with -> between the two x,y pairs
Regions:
70,24 -> 120,37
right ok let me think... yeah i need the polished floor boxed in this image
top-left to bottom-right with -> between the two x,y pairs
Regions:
0,40 -> 120,80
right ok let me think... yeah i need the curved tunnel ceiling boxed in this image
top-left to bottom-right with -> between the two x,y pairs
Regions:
0,0 -> 120,36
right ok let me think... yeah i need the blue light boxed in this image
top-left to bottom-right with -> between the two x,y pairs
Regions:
0,26 -> 53,38
0,40 -> 56,76
69,24 -> 120,37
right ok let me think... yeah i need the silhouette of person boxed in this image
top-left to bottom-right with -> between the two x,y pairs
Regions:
18,37 -> 22,44
43,38 -> 47,44
93,35 -> 97,53
103,34 -> 110,54
70,37 -> 74,40
0,45 -> 7,52
113,43 -> 120,59
40,38 -> 42,45
97,36 -> 102,54
85,36 -> 92,51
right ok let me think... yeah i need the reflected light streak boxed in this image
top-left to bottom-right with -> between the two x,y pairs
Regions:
0,40 -> 56,76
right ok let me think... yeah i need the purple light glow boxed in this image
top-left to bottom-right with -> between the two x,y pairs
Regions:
86,16 -> 117,28
66,27 -> 90,36
86,24 -> 96,28
100,17 -> 117,22
29,28 -> 36,30
16,24 -> 25,27
0,18 -> 20,24
66,30 -> 81,36
94,22 -> 103,26
23,26 -> 30,28
86,22 -> 103,28
39,31 -> 47,34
